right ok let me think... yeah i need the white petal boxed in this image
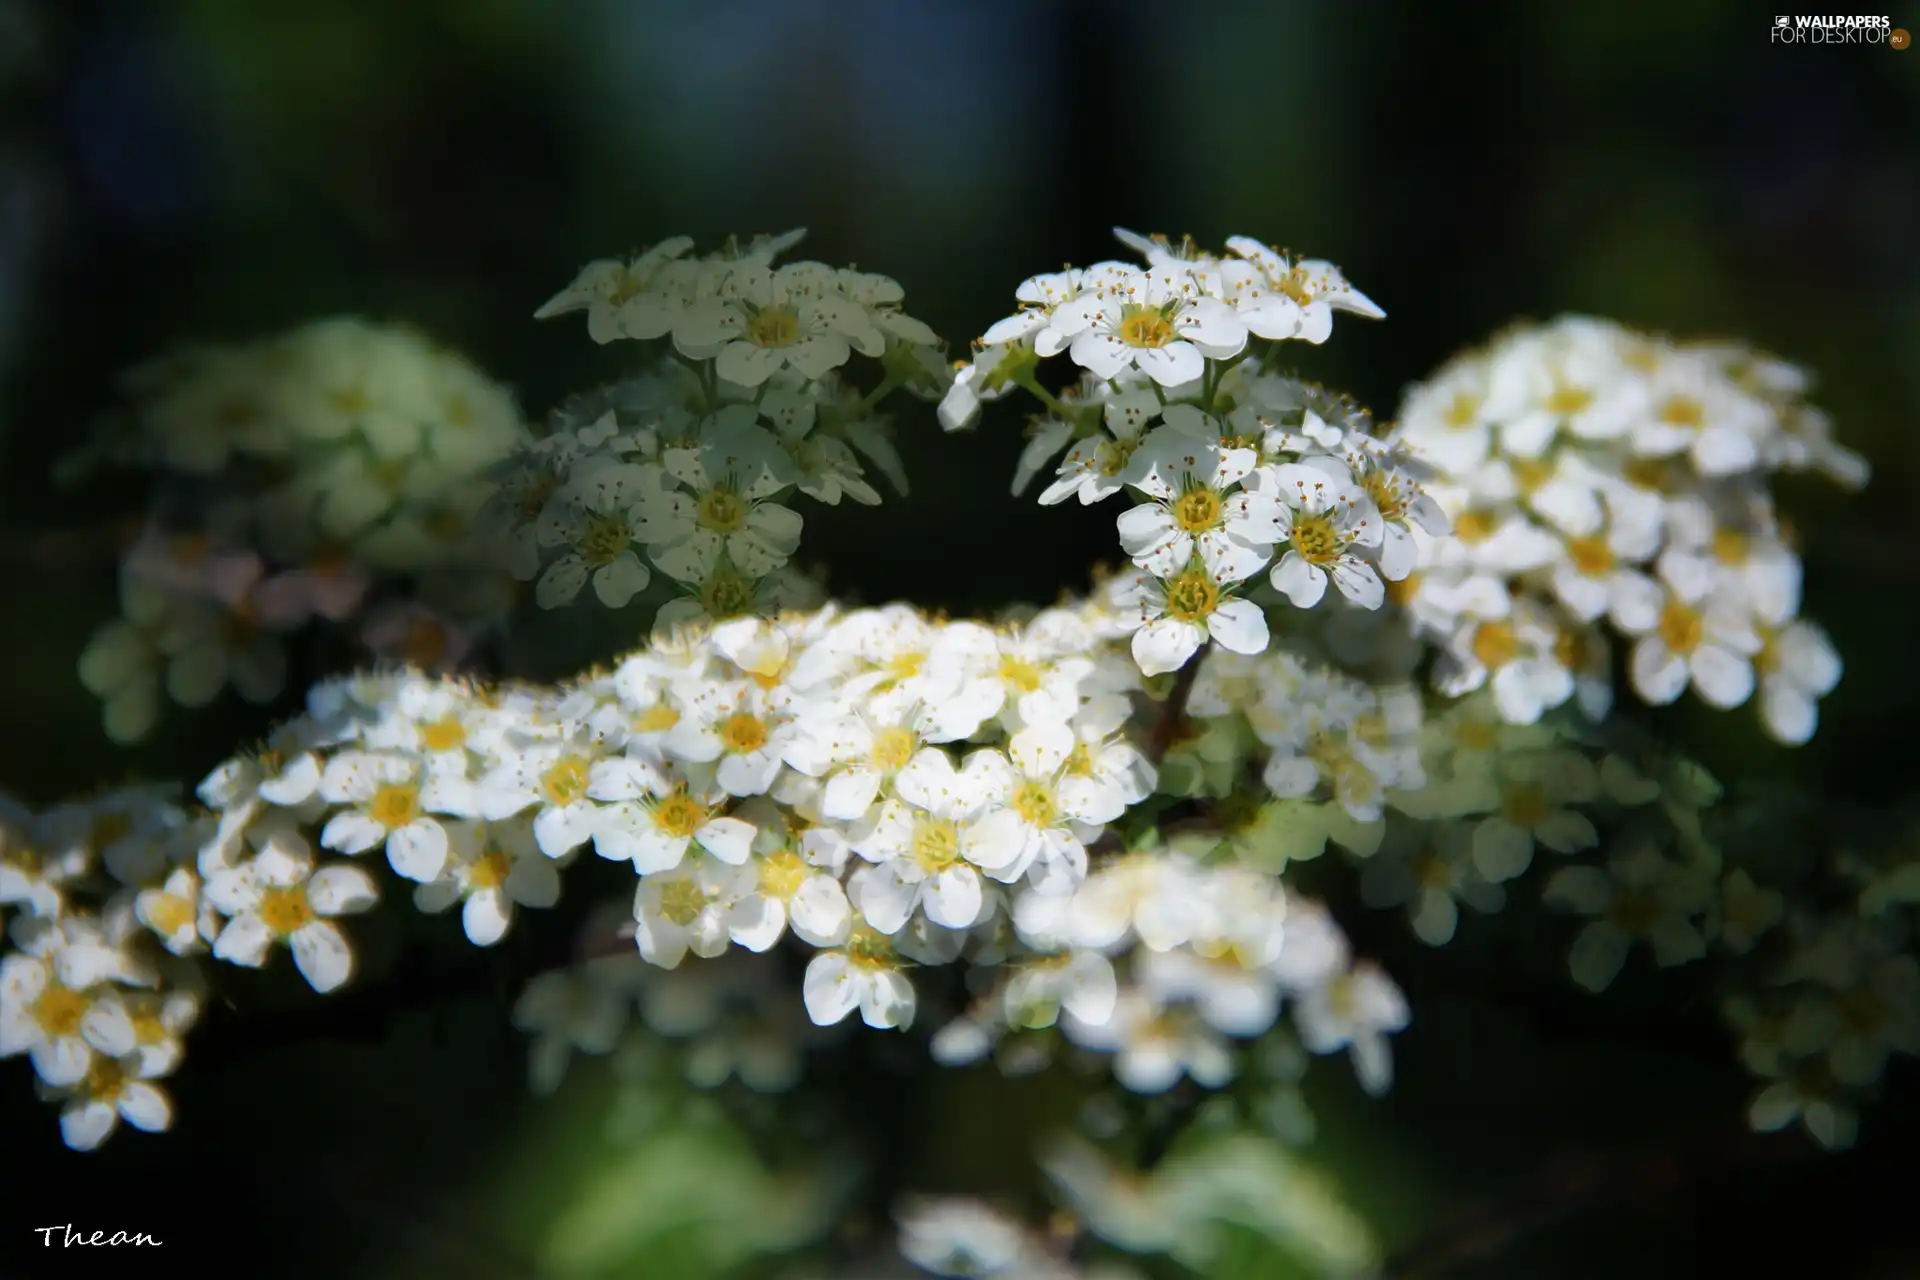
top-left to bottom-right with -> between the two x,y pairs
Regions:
290,921 -> 355,993
1206,598 -> 1270,655
118,1080 -> 173,1132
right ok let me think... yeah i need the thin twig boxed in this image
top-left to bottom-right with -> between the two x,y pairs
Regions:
1147,643 -> 1208,766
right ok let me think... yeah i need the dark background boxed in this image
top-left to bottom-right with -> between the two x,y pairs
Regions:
0,1 -> 1916,1276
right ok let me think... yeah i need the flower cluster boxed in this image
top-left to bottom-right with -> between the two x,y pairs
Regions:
0,787 -> 207,1151
71,318 -> 526,743
514,233 -> 941,628
1388,316 -> 1866,742
940,231 -> 1435,679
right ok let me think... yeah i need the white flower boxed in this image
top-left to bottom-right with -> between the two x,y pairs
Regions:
803,926 -> 916,1029
413,818 -> 562,946
1063,990 -> 1234,1093
726,814 -> 851,951
1542,841 -> 1712,992
1223,237 -> 1385,341
662,678 -> 802,798
632,850 -> 755,968
533,237 -> 696,342
1613,571 -> 1761,710
1043,265 -> 1248,386
1747,1060 -> 1858,1151
588,758 -> 755,873
1117,426 -> 1276,581
318,750 -> 472,882
1256,463 -> 1385,609
1465,748 -> 1601,882
511,959 -> 637,1095
674,261 -> 883,386
1359,823 -> 1505,946
1037,391 -> 1158,507
534,461 -> 655,608
474,739 -> 609,859
647,434 -> 803,582
204,833 -> 379,993
1754,619 -> 1842,746
1116,565 -> 1269,677
0,940 -> 135,1087
896,1197 -> 1035,1279
134,866 -> 221,955
850,749 -> 1025,933
1292,962 -> 1408,1095
43,1052 -> 173,1152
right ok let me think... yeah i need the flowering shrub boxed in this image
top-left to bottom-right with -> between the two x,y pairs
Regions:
2,229 -> 1902,1277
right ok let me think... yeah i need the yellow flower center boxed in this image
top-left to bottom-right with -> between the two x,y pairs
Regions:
1452,510 -> 1494,543
911,818 -> 961,872
1290,514 -> 1343,565
1444,392 -> 1480,428
636,703 -> 680,733
1712,529 -> 1750,565
1554,627 -> 1594,672
1566,535 -> 1615,576
1545,383 -> 1593,415
578,516 -> 630,567
258,885 -> 315,936
419,715 -> 467,753
1278,266 -> 1316,308
719,711 -> 769,754
33,981 -> 89,1037
468,849 -> 512,890
1624,457 -> 1676,492
145,892 -> 194,937
1064,742 -> 1097,777
1658,600 -> 1704,655
700,567 -> 756,619
1097,435 -> 1142,477
657,878 -> 711,926
885,650 -> 926,682
1660,395 -> 1705,428
697,490 -> 746,533
540,757 -> 591,806
131,1011 -> 167,1045
1163,567 -> 1219,623
515,472 -> 559,521
998,657 -> 1043,694
844,925 -> 897,969
758,849 -> 810,900
1512,457 -> 1554,495
369,782 -> 421,830
84,1056 -> 128,1100
1385,571 -> 1422,607
1500,783 -> 1551,828
1362,472 -> 1408,522
745,307 -> 802,349
1116,306 -> 1175,349
870,727 -> 915,771
1472,621 -> 1520,670
652,792 -> 708,839
1173,487 -> 1222,534
1012,780 -> 1057,828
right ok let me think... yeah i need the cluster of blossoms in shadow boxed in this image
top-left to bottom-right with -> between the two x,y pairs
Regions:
0,228 -> 1902,1278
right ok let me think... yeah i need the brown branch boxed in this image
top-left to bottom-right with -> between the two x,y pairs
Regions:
1147,642 -> 1209,766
